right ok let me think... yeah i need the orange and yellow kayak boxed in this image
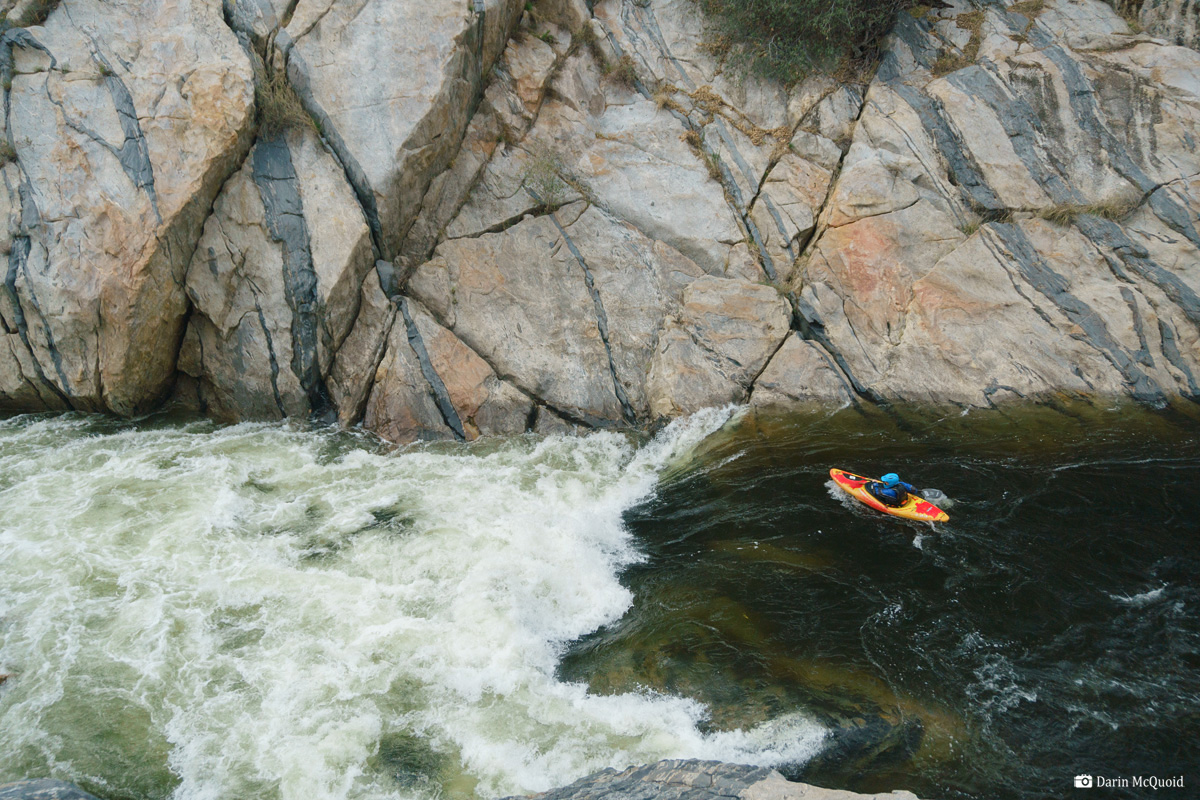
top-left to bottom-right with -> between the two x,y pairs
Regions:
830,468 -> 949,523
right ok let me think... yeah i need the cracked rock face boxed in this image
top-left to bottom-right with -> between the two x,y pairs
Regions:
0,0 -> 254,414
3,0 -> 1200,437
647,277 -> 792,417
178,126 -> 374,421
750,334 -> 855,409
364,298 -> 533,443
795,0 -> 1200,407
381,0 -> 854,437
281,0 -> 525,260
409,202 -> 652,426
1140,0 -> 1200,50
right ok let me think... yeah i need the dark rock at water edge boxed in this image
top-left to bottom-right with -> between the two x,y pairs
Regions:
503,759 -> 923,800
795,714 -> 925,786
0,781 -> 101,800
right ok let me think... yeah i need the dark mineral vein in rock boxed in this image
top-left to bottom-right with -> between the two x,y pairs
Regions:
1119,286 -> 1155,368
1157,317 -> 1200,396
545,210 -> 638,424
987,222 -> 1162,401
5,237 -> 70,408
397,297 -> 467,440
253,295 -> 287,416
890,83 -> 1004,217
281,42 -> 386,259
101,69 -> 160,221
1076,215 -> 1200,329
791,294 -> 871,398
252,133 -> 332,418
948,65 -> 1080,206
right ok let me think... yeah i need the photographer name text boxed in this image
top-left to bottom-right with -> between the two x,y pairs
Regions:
1075,774 -> 1185,790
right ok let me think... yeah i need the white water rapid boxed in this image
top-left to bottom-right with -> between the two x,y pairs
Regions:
0,410 -> 824,800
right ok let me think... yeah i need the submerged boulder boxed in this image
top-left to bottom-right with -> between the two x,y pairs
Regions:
0,780 -> 101,800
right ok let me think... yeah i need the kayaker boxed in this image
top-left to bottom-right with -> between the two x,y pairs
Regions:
867,473 -> 917,507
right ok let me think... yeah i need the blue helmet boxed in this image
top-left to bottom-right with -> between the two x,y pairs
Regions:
881,473 -> 900,486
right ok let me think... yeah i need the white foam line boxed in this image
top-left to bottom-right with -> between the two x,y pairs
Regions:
1108,586 -> 1166,607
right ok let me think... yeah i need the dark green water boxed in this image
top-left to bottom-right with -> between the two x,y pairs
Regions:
562,402 -> 1200,800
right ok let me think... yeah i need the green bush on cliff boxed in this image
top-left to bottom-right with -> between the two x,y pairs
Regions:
1,0 -> 61,28
693,0 -> 913,84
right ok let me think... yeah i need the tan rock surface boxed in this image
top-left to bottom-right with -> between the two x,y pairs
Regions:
647,277 -> 792,417
409,300 -> 533,439
0,0 -> 254,414
527,49 -> 746,274
507,759 -> 922,800
282,0 -> 525,259
751,335 -> 855,409
7,0 -> 1200,431
362,310 -> 457,445
409,204 -> 621,425
328,270 -> 397,427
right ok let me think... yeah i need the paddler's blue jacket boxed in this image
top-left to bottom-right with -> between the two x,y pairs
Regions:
867,479 -> 917,507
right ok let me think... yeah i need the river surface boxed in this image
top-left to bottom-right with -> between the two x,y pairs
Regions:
1,403 -> 1197,800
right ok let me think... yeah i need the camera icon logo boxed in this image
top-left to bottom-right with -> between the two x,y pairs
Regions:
1075,775 -> 1094,788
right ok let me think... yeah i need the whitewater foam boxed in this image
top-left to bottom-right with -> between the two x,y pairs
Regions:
0,410 -> 824,800
1108,587 -> 1166,607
